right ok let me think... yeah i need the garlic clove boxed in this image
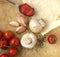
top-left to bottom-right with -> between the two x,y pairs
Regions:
16,26 -> 26,34
9,21 -> 19,27
29,19 -> 42,33
17,16 -> 28,27
21,33 -> 37,49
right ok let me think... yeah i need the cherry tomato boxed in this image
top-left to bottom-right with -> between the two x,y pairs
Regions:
19,3 -> 34,17
0,30 -> 3,39
0,54 -> 9,57
47,34 -> 57,44
0,39 -> 8,49
4,31 -> 14,40
9,37 -> 20,47
9,47 -> 18,56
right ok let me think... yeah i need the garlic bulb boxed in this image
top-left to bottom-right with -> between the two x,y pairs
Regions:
21,33 -> 37,49
29,19 -> 46,33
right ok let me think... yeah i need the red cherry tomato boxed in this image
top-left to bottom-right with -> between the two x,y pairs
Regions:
4,31 -> 14,40
0,39 -> 8,49
0,30 -> 3,38
0,54 -> 9,57
47,34 -> 57,44
9,37 -> 20,47
19,3 -> 34,17
9,47 -> 18,56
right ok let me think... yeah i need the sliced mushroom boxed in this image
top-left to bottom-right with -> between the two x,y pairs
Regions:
21,33 -> 37,49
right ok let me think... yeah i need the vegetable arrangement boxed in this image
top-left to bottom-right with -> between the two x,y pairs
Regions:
8,2 -> 57,48
0,0 -> 58,57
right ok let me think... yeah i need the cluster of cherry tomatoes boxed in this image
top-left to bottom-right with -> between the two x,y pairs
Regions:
0,29 -> 57,57
0,30 -> 20,57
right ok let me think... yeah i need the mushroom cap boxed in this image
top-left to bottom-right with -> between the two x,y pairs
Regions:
21,33 -> 37,49
29,19 -> 42,33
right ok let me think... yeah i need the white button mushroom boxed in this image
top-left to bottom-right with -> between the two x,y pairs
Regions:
21,33 -> 37,49
29,19 -> 46,33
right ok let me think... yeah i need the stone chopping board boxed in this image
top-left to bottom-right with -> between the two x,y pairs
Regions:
0,0 -> 60,57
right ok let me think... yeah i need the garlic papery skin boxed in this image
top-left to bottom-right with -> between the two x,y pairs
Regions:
39,19 -> 46,28
21,33 -> 37,49
29,19 -> 42,33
